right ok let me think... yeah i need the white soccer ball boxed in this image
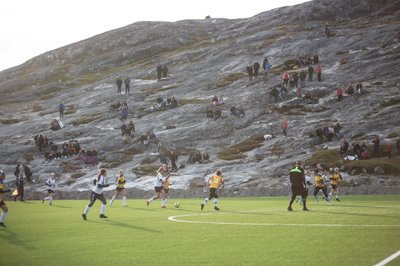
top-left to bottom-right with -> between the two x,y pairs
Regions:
174,202 -> 180,208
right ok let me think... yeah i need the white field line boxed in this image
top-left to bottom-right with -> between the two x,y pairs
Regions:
374,250 -> 400,266
168,208 -> 400,227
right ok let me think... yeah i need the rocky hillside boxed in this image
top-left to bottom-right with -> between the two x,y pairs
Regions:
0,0 -> 399,199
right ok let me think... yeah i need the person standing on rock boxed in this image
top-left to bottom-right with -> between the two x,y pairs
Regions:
110,170 -> 127,207
282,117 -> 288,137
82,169 -> 110,220
59,102 -> 65,119
282,71 -> 289,88
329,167 -> 343,202
253,62 -> 260,78
372,136 -> 380,157
42,173 -> 56,205
247,64 -> 254,82
299,70 -> 306,89
116,77 -> 123,94
124,77 -> 131,95
13,163 -> 26,201
316,65 -> 322,82
336,88 -> 343,102
308,65 -> 314,81
288,161 -> 309,211
200,170 -> 224,211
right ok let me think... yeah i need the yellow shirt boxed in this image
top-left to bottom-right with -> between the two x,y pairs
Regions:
0,177 -> 4,201
117,175 -> 126,189
330,173 -> 342,185
164,177 -> 170,190
314,174 -> 325,188
209,174 -> 224,189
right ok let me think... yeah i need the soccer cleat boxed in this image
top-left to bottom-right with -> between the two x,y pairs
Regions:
123,204 -> 128,207
200,203 -> 204,210
99,214 -> 108,218
161,206 -> 166,208
303,208 -> 310,211
81,213 -> 87,220
0,222 -> 6,227
287,207 -> 293,211
146,200 -> 150,206
214,206 -> 220,211
336,198 -> 340,202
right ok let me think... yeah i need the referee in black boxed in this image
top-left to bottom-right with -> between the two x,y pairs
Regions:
288,161 -> 309,211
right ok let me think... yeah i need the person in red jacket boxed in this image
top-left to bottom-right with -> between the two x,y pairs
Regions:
316,65 -> 322,82
282,72 -> 289,88
336,88 -> 343,102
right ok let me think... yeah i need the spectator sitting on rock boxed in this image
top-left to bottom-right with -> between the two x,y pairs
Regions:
230,106 -> 245,118
211,95 -> 218,104
50,119 -> 61,131
333,122 -> 342,140
269,87 -> 279,103
336,88 -> 343,102
170,97 -> 178,108
340,139 -> 349,156
352,141 -> 362,158
201,151 -> 210,163
347,84 -> 354,96
315,128 -> 324,144
126,121 -> 135,136
121,105 -> 128,120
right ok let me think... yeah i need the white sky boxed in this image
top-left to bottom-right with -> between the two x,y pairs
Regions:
0,0 -> 308,71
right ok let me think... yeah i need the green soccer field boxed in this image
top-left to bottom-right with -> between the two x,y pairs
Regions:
1,195 -> 399,266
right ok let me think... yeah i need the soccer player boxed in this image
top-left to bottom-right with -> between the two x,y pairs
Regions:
82,169 -> 110,220
146,164 -> 169,207
200,170 -> 224,211
0,170 -> 11,227
298,170 -> 312,205
288,162 -> 309,211
313,169 -> 331,205
42,173 -> 56,205
110,170 -> 127,207
161,175 -> 171,208
329,167 -> 343,201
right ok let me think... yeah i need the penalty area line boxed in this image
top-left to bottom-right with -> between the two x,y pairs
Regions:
374,250 -> 400,266
167,213 -> 400,227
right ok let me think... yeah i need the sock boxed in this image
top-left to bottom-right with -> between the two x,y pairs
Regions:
303,199 -> 307,209
161,200 -> 166,207
110,195 -> 115,205
214,198 -> 218,206
0,212 -> 6,223
122,196 -> 127,205
83,205 -> 90,215
315,195 -> 318,201
49,196 -> 53,204
44,196 -> 50,200
148,198 -> 154,203
329,192 -> 332,197
203,198 -> 209,205
101,204 -> 106,215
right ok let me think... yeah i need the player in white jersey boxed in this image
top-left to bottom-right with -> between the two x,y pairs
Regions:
42,173 -> 56,205
146,164 -> 169,207
82,169 -> 110,220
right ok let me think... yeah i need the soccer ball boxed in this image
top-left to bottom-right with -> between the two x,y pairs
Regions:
174,202 -> 180,208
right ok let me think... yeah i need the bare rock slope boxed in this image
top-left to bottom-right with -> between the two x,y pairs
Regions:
0,0 -> 399,199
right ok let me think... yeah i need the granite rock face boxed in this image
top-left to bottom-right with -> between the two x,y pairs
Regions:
0,0 -> 399,198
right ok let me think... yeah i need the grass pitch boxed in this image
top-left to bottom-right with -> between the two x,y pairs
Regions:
1,195 -> 399,266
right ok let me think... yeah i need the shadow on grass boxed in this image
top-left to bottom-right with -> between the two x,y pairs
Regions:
0,229 -> 36,250
85,219 -> 161,233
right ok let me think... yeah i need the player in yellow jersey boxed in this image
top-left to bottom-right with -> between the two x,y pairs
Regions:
161,175 -> 170,208
329,167 -> 343,201
110,170 -> 127,207
313,169 -> 331,205
0,170 -> 11,227
201,170 -> 224,211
